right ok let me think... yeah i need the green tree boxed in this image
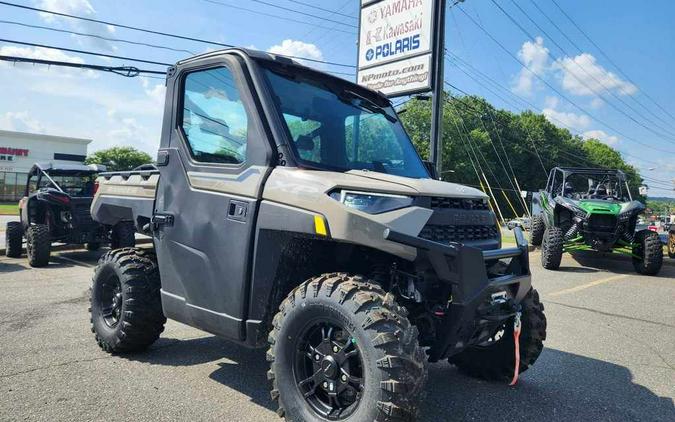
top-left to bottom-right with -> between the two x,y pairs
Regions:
85,146 -> 153,171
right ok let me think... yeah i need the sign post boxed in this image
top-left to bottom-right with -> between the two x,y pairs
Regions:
429,0 -> 446,176
356,0 -> 446,176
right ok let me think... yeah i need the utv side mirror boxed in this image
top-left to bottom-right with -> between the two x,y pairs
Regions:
423,161 -> 439,180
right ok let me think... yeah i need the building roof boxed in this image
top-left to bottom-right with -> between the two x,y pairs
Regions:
0,129 -> 92,145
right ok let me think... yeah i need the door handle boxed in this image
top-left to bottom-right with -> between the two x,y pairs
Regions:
151,213 -> 174,229
227,200 -> 248,222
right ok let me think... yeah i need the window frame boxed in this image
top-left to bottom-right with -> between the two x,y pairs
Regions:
176,63 -> 251,168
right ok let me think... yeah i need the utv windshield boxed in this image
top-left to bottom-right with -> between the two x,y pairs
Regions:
557,171 -> 631,202
261,64 -> 429,178
39,172 -> 97,197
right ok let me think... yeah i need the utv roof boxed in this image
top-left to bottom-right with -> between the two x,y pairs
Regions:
175,47 -> 390,103
553,167 -> 626,178
31,162 -> 107,173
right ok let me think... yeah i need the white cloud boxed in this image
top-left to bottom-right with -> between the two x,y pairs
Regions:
512,36 -> 549,96
267,39 -> 324,67
140,77 -> 166,106
553,53 -> 637,97
38,0 -> 117,52
0,111 -> 46,133
583,129 -> 619,146
542,106 -> 591,130
590,97 -> 604,109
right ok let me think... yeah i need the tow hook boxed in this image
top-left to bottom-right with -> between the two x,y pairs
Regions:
509,310 -> 522,386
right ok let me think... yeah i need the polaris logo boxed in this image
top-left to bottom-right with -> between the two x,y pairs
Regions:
365,34 -> 420,62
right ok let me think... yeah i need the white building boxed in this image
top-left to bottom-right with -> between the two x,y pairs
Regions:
0,130 -> 92,201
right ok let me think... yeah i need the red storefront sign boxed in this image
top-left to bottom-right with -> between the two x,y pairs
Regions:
0,147 -> 29,156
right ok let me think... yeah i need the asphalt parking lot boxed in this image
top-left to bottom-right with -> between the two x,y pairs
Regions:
1,248 -> 673,421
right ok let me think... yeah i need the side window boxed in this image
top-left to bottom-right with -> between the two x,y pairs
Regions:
181,67 -> 249,164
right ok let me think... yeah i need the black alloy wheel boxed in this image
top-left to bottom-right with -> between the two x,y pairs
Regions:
97,273 -> 123,328
294,321 -> 364,420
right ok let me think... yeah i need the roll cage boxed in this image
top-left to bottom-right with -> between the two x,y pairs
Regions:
544,167 -> 632,202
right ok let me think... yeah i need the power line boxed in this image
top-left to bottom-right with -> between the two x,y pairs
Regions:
247,0 -> 357,27
0,55 -> 165,76
445,51 -> 663,168
0,20 -> 197,55
525,0 -> 675,134
0,1 -> 356,68
495,0 -> 675,144
0,38 -> 172,67
456,5 -> 675,154
199,0 -> 356,33
283,0 -> 357,19
549,0 -> 675,124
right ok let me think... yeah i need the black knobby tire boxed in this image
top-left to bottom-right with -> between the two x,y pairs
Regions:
89,247 -> 166,353
530,214 -> 545,246
632,230 -> 663,275
26,224 -> 50,267
667,230 -> 675,259
541,227 -> 564,270
86,242 -> 101,251
449,288 -> 546,381
5,221 -> 23,258
267,273 -> 427,422
111,222 -> 136,249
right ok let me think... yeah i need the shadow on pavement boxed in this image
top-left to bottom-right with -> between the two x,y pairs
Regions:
0,261 -> 27,273
122,336 -> 675,421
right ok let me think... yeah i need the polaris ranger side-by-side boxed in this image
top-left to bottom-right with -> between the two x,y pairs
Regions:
530,167 -> 662,275
88,49 -> 546,421
5,163 -> 136,267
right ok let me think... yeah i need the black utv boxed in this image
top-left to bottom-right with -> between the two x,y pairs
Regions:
531,167 -> 662,275
5,162 -> 136,267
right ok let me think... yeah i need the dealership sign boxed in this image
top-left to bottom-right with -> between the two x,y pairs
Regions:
357,0 -> 436,97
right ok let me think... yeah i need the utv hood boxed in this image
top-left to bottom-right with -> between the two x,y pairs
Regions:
577,200 -> 621,215
344,170 -> 487,199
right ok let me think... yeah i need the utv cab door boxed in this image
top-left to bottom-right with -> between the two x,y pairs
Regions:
153,55 -> 272,341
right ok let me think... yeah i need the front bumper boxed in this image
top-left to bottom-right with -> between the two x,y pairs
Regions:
384,226 -> 531,361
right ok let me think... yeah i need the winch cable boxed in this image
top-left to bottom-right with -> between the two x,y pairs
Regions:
509,311 -> 522,386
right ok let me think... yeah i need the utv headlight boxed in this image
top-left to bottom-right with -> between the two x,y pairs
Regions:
329,190 -> 413,214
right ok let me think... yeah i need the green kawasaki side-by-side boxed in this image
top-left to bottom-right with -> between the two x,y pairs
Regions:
530,167 -> 663,275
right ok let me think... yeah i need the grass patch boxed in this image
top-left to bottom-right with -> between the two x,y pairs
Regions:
0,203 -> 19,215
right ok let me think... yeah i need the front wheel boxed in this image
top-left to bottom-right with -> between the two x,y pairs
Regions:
541,227 -> 564,270
449,288 -> 546,381
267,273 -> 427,422
632,230 -> 663,275
26,224 -> 50,267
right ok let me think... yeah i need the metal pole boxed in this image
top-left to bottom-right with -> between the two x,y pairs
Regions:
429,0 -> 447,177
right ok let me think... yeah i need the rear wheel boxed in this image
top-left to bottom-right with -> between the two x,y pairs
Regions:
110,222 -> 135,249
530,214 -> 545,246
26,224 -> 50,267
267,273 -> 427,422
632,230 -> 663,275
5,221 -> 23,258
89,248 -> 166,353
449,288 -> 546,381
541,227 -> 564,270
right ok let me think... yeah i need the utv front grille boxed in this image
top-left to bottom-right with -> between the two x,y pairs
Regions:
587,214 -> 617,232
419,224 -> 499,244
430,197 -> 489,211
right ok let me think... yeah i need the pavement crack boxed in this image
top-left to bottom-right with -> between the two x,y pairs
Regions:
543,300 -> 675,329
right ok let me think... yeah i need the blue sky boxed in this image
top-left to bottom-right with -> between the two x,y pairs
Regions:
0,0 -> 673,196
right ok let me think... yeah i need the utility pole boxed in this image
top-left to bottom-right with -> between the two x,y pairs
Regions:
429,0 -> 447,177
